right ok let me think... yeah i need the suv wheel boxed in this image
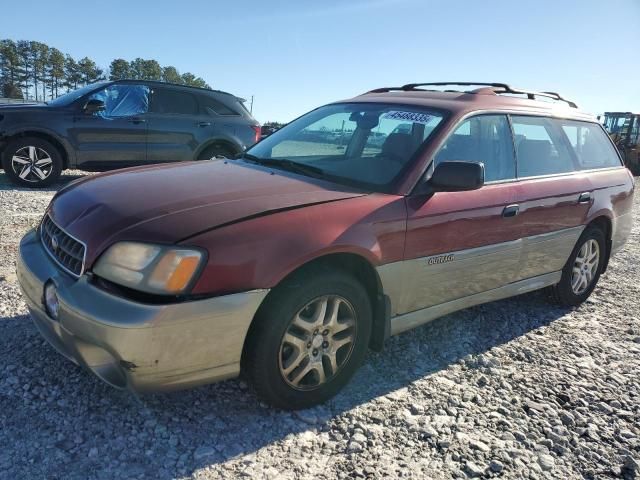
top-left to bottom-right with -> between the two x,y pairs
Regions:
2,137 -> 63,187
243,269 -> 372,410
549,226 -> 606,306
197,144 -> 236,160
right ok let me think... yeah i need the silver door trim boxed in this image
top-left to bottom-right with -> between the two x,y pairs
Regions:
377,225 -> 584,317
389,271 -> 561,336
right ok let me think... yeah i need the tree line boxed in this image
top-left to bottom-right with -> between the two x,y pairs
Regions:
0,39 -> 210,101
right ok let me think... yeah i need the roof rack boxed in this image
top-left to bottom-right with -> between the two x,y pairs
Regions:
364,82 -> 578,108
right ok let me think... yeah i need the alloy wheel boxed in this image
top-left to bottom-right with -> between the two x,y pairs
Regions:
571,239 -> 600,295
278,295 -> 357,390
11,146 -> 54,183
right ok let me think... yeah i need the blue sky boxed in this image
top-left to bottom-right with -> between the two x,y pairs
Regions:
2,0 -> 639,122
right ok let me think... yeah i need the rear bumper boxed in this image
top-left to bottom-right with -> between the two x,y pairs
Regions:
17,229 -> 268,392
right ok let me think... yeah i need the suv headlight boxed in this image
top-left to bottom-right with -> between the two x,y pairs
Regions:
94,242 -> 204,295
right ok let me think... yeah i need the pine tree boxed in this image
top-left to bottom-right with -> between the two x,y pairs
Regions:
47,48 -> 65,98
109,58 -> 130,80
63,55 -> 81,91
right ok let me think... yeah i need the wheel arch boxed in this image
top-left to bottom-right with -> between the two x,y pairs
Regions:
5,130 -> 71,169
243,252 -> 390,363
587,215 -> 612,272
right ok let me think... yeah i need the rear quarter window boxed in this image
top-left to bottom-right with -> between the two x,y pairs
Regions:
199,95 -> 238,116
558,120 -> 622,170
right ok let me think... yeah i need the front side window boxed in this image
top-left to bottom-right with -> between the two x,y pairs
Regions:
559,120 -> 622,169
246,103 -> 445,191
87,84 -> 150,118
511,116 -> 575,177
48,82 -> 109,107
434,115 -> 515,182
152,89 -> 198,115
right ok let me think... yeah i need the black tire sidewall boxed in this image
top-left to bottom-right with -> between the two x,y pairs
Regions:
2,137 -> 63,187
244,269 -> 372,410
197,144 -> 235,160
555,226 -> 606,306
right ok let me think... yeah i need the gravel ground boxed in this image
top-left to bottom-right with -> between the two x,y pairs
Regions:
0,171 -> 638,480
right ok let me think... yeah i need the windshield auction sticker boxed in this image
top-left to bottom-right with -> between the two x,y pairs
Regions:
382,111 -> 433,124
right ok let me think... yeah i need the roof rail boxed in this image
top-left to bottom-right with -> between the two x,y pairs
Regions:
364,82 -> 578,108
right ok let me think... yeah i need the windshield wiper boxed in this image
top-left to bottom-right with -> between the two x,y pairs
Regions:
241,154 -> 324,177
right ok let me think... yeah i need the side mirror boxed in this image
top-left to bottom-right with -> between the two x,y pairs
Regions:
426,161 -> 485,193
84,98 -> 105,115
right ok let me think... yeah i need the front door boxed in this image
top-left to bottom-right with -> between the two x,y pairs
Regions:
397,114 -> 522,315
70,83 -> 150,168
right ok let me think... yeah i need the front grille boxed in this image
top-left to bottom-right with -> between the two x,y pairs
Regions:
40,214 -> 86,277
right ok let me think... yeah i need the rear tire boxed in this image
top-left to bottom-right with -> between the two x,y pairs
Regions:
242,268 -> 372,410
197,144 -> 236,160
548,226 -> 606,307
1,137 -> 63,187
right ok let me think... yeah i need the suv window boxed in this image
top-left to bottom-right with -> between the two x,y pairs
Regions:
435,115 -> 515,182
511,116 -> 575,177
87,84 -> 149,118
199,95 -> 238,116
152,88 -> 198,115
559,120 -> 622,169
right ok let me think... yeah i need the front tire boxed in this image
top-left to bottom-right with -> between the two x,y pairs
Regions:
549,226 -> 606,306
1,137 -> 63,187
243,268 -> 372,410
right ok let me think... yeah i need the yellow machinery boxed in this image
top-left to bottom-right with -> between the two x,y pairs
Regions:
602,112 -> 640,175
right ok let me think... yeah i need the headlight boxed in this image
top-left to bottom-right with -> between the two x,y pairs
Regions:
93,242 -> 204,295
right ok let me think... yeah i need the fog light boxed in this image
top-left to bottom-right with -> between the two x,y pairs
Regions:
44,282 -> 59,320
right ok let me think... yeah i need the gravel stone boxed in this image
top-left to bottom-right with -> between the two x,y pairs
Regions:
1,172 -> 639,479
490,459 -> 504,473
538,453 -> 555,471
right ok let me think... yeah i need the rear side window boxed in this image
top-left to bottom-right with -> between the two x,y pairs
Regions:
152,89 -> 198,115
511,116 -> 575,177
559,121 -> 621,170
435,115 -> 515,182
199,95 -> 238,116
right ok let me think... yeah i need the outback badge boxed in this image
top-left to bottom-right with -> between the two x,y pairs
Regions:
428,254 -> 455,265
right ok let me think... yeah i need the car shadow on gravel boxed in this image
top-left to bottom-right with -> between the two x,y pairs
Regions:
0,171 -> 87,192
1,287 -> 572,478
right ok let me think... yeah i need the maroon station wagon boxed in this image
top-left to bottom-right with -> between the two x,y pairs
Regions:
17,82 -> 635,409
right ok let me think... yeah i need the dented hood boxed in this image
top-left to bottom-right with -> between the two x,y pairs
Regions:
48,160 -> 364,265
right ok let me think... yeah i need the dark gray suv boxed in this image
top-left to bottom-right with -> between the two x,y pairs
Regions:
0,80 -> 260,187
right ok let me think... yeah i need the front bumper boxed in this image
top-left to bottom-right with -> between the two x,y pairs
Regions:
16,229 -> 268,392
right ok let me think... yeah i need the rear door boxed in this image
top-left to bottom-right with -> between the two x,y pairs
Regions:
146,87 -> 202,162
510,115 -> 591,281
70,83 -> 149,168
398,114 -> 522,315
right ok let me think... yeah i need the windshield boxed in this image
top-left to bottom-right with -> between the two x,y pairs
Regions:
246,103 -> 445,191
47,82 -> 109,107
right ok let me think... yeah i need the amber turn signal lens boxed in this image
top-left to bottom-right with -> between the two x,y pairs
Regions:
148,251 -> 202,294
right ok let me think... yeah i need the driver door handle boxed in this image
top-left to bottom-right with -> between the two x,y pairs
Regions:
502,204 -> 520,218
129,117 -> 146,124
578,192 -> 592,204
197,122 -> 212,127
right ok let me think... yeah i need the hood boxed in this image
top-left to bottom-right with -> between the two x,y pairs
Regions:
49,161 -> 365,265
